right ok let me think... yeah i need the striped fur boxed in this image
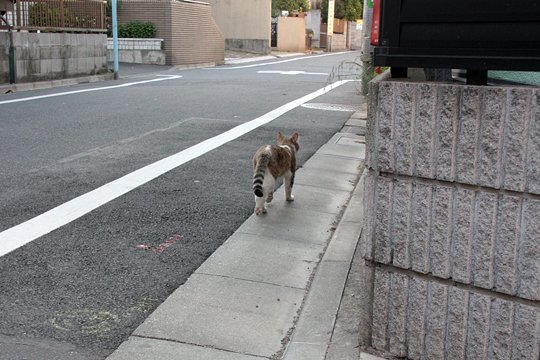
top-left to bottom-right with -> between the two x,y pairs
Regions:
253,153 -> 270,197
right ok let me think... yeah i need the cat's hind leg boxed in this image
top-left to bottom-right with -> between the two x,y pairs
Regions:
255,171 -> 276,215
284,171 -> 295,201
254,194 -> 266,215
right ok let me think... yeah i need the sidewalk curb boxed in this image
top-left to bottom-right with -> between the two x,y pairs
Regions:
281,112 -> 386,360
0,72 -> 114,94
281,168 -> 366,360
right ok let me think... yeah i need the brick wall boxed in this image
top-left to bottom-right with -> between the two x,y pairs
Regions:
360,74 -> 540,359
117,0 -> 224,66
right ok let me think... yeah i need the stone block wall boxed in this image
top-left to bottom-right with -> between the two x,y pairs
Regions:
360,74 -> 540,359
0,33 -> 107,84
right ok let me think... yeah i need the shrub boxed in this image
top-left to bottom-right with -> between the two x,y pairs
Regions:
272,0 -> 311,16
321,0 -> 362,22
118,21 -> 156,38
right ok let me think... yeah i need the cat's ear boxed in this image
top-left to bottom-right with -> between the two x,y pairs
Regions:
291,132 -> 299,142
277,131 -> 284,143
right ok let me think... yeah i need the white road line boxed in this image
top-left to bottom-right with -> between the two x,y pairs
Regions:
211,51 -> 352,70
0,79 -> 355,257
257,70 -> 329,76
0,75 -> 183,105
301,103 -> 361,112
225,55 -> 276,65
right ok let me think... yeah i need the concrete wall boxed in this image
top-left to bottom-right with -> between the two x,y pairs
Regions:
107,38 -> 166,65
350,21 -> 362,50
277,16 -> 306,53
306,9 -> 321,47
117,0 -> 224,66
207,0 -> 270,54
359,74 -> 540,359
0,33 -> 107,84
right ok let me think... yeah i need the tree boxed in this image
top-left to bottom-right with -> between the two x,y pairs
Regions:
321,0 -> 362,22
272,0 -> 311,17
343,0 -> 362,21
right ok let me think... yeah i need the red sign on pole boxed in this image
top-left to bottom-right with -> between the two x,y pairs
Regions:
370,0 -> 381,46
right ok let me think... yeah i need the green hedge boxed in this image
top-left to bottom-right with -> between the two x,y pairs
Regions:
118,21 -> 156,38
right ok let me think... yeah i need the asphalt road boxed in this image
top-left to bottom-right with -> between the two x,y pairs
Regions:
0,51 -> 363,359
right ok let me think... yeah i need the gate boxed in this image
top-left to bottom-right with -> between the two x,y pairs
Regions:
271,17 -> 277,47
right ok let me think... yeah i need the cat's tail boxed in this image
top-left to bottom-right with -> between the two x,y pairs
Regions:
253,154 -> 270,198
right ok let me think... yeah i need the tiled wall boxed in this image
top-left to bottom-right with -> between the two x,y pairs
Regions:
117,0 -> 224,66
361,75 -> 540,359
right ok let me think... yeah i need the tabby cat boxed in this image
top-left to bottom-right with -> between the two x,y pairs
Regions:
252,131 -> 299,215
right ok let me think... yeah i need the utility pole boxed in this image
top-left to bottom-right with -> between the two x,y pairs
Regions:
360,0 -> 374,95
327,0 -> 335,52
112,0 -> 119,79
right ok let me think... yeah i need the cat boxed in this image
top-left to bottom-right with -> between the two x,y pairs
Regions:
252,131 -> 299,215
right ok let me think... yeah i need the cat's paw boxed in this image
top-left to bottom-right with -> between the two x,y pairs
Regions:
286,195 -> 295,202
255,206 -> 267,215
266,192 -> 274,203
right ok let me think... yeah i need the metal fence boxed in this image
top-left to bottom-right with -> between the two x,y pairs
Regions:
0,0 -> 106,32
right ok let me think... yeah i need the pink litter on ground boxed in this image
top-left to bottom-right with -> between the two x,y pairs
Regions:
154,234 -> 183,253
136,244 -> 149,249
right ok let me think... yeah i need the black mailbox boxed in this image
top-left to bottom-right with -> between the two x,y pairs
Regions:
372,0 -> 540,84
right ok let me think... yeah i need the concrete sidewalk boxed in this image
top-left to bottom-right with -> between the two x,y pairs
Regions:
106,109 -> 384,360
